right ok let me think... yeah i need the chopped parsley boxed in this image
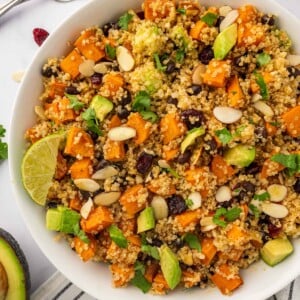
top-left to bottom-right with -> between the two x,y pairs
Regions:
65,93 -> 84,111
215,128 -> 232,145
0,125 -> 8,160
105,44 -> 116,60
256,52 -> 271,67
249,203 -> 260,219
254,71 -> 269,100
175,48 -> 185,63
132,91 -> 151,112
271,153 -> 300,176
140,111 -> 158,123
183,233 -> 201,252
253,191 -> 270,201
201,12 -> 218,27
118,12 -> 134,30
108,224 -> 128,248
81,108 -> 102,136
213,207 -> 242,228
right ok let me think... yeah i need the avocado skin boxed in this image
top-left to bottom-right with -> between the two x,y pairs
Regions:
0,228 -> 31,299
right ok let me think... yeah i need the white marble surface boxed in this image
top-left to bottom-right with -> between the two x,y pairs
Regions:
0,0 -> 298,295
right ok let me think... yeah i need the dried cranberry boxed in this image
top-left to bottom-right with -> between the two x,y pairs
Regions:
255,126 -> 268,141
136,152 -> 154,174
46,201 -> 59,209
234,181 -> 255,201
198,46 -> 214,65
65,86 -> 79,95
91,73 -> 103,85
205,139 -> 217,152
167,195 -> 187,215
245,162 -> 261,175
268,223 -> 282,238
33,28 -> 49,46
151,238 -> 163,247
181,109 -> 205,130
177,150 -> 192,164
294,179 -> 300,193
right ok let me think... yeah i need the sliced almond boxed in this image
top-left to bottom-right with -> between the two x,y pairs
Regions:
116,46 -> 135,72
200,216 -> 217,232
192,63 -> 206,85
92,166 -> 118,180
93,62 -> 113,74
107,126 -> 136,141
215,186 -> 232,203
213,106 -> 242,124
187,192 -> 202,210
151,196 -> 169,220
220,10 -> 239,32
267,184 -> 288,202
94,191 -> 121,206
34,105 -> 46,120
79,59 -> 95,77
219,6 -> 232,17
74,178 -> 100,192
251,93 -> 262,103
253,101 -> 274,117
287,54 -> 300,66
80,197 -> 94,219
158,159 -> 170,169
262,203 -> 288,219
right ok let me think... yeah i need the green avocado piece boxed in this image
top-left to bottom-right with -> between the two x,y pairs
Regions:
0,228 -> 30,300
137,207 -> 155,233
213,23 -> 237,60
160,245 -> 181,290
260,238 -> 293,266
46,206 -> 81,234
90,95 -> 113,121
180,127 -> 205,153
224,144 -> 256,167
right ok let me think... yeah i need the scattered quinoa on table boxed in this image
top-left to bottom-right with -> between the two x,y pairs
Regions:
23,0 -> 300,295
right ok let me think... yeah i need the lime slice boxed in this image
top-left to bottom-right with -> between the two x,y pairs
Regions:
21,132 -> 65,206
213,23 -> 237,60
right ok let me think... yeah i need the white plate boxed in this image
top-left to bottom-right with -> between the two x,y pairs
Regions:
8,0 -> 300,299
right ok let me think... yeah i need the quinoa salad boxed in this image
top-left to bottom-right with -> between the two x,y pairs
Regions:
23,0 -> 300,296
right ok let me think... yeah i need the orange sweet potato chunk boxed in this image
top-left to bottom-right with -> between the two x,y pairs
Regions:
190,20 -> 207,41
227,75 -> 244,108
203,60 -> 231,88
211,155 -> 235,184
144,0 -> 176,20
281,105 -> 300,138
69,158 -> 92,179
175,209 -> 201,228
60,48 -> 83,79
201,238 -> 217,266
73,236 -> 97,262
160,113 -> 186,144
102,73 -> 125,96
110,264 -> 135,287
103,139 -> 126,162
127,113 -> 151,145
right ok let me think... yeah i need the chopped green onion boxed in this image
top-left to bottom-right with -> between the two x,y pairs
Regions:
185,198 -> 193,208
183,233 -> 201,252
131,262 -> 152,293
153,53 -> 167,72
140,111 -> 158,123
201,12 -> 218,27
141,244 -> 160,260
254,71 -> 269,100
108,224 -> 128,248
249,204 -> 260,219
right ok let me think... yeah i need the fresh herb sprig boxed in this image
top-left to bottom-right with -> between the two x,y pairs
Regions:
0,124 -> 8,160
213,207 -> 242,228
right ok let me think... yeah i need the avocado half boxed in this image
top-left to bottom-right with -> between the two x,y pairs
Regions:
0,228 -> 30,300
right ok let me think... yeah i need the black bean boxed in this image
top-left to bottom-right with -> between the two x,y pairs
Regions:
102,22 -> 119,36
261,14 -> 275,26
136,152 -> 154,174
90,73 -> 103,85
245,162 -> 261,175
199,46 -> 214,65
165,60 -> 176,74
120,89 -> 132,106
294,179 -> 300,193
177,150 -> 192,164
215,16 -> 225,28
46,201 -> 59,209
167,195 -> 187,215
87,130 -> 99,142
188,84 -> 202,95
181,109 -> 205,130
117,107 -> 130,119
151,238 -> 163,247
255,126 -> 268,141
167,96 -> 178,106
95,159 -> 110,170
65,86 -> 79,95
136,11 -> 145,20
41,66 -> 57,78
205,139 -> 217,152
287,66 -> 300,78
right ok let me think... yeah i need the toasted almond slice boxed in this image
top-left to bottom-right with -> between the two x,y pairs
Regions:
219,5 -> 232,16
107,126 -> 136,141
192,63 -> 206,85
262,203 -> 288,219
151,196 -> 168,220
34,105 -> 46,120
74,178 -> 100,192
187,192 -> 202,210
215,186 -> 232,203
93,62 -> 113,74
251,93 -> 262,103
213,106 -> 242,124
80,197 -> 94,219
267,184 -> 288,202
287,54 -> 300,66
253,101 -> 274,117
92,166 -> 118,180
79,59 -> 95,77
94,191 -> 121,206
116,46 -> 135,72
220,10 -> 239,32
158,159 -> 170,169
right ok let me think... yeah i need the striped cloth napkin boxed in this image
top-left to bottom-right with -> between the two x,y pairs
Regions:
31,271 -> 300,300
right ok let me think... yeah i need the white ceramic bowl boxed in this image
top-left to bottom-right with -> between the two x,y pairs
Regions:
9,0 -> 300,299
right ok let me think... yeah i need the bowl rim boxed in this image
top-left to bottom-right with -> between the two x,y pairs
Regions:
8,0 -> 300,299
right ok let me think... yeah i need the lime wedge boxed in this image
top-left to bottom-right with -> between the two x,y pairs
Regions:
213,23 -> 237,60
21,132 -> 65,206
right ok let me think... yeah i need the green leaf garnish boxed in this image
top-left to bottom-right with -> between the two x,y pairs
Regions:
215,128 -> 232,145
257,53 -> 271,67
177,8 -> 186,15
140,111 -> 158,123
249,203 -> 260,219
0,124 -> 8,160
225,207 -> 242,222
201,12 -> 218,27
213,207 -> 242,228
185,198 -> 193,208
254,71 -> 269,100
253,192 -> 270,201
153,53 -> 167,72
81,108 -> 102,136
108,224 -> 128,248
65,93 -> 84,111
105,44 -> 116,60
183,233 -> 201,251
73,223 -> 90,244
271,153 -> 300,176
141,244 -> 160,260
175,48 -> 185,63
131,261 -> 152,293
132,91 -> 151,112
118,12 -> 134,30
0,125 -> 5,138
